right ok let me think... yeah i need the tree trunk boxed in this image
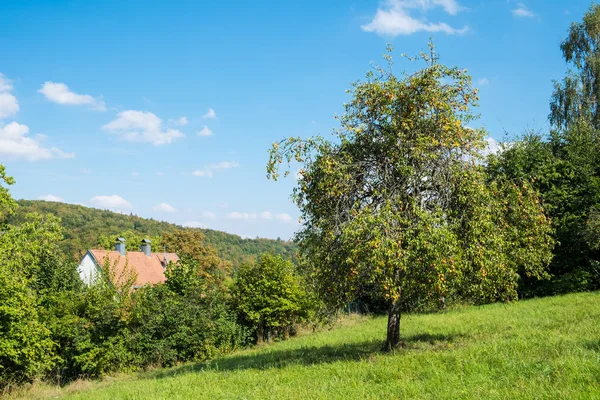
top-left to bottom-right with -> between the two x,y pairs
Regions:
257,321 -> 264,345
384,300 -> 401,351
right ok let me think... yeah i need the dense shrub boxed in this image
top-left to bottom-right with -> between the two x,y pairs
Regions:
0,270 -> 54,387
232,254 -> 311,343
126,282 -> 246,367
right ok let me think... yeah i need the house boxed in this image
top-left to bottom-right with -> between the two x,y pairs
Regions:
78,237 -> 179,287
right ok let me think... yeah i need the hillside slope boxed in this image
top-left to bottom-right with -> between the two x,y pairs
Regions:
10,200 -> 296,266
18,291 -> 600,400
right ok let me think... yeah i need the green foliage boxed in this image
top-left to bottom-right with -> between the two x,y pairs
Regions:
162,230 -> 232,282
0,164 -> 16,222
127,278 -> 246,368
0,164 -> 67,386
10,200 -> 296,267
0,165 -> 251,386
487,124 -> 600,294
267,45 -> 553,348
550,3 -> 600,130
0,269 -> 54,387
232,254 -> 310,343
97,232 -> 163,253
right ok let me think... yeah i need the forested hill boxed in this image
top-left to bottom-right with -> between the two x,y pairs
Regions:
11,200 -> 297,266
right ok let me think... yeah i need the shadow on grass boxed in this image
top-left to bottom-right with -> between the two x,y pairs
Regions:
584,339 -> 600,353
144,332 -> 462,380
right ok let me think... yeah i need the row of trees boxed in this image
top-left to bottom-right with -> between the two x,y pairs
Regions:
0,169 -> 309,388
488,3 -> 600,295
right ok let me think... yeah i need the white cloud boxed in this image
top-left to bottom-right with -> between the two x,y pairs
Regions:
153,202 -> 176,213
361,0 -> 468,36
38,81 -> 106,111
0,73 -> 19,119
206,161 -> 239,170
482,137 -> 502,157
183,221 -> 207,228
131,171 -> 140,177
192,161 -> 238,177
227,211 -> 293,223
0,93 -> 19,119
276,213 -> 294,223
201,211 -> 217,220
260,211 -> 273,220
512,3 -> 536,18
198,126 -> 213,137
0,121 -> 75,161
0,73 -> 13,92
103,110 -> 185,146
192,169 -> 213,177
90,195 -> 132,210
477,78 -> 489,86
156,171 -> 164,176
39,194 -> 64,202
202,108 -> 217,119
168,116 -> 188,126
227,212 -> 258,221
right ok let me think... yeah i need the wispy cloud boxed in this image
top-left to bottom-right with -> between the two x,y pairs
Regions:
275,213 -> 294,223
198,126 -> 213,137
103,110 -> 185,146
362,0 -> 468,36
38,81 -> 106,111
39,194 -> 64,202
183,221 -> 208,228
227,212 -> 259,221
477,78 -> 489,86
192,161 -> 239,177
202,108 -> 217,119
260,211 -> 273,220
0,121 -> 75,161
0,73 -> 19,119
152,202 -> 176,213
206,161 -> 239,169
192,169 -> 213,177
481,137 -> 510,157
512,3 -> 536,18
168,116 -> 188,126
90,195 -> 132,210
201,211 -> 217,220
226,211 -> 295,223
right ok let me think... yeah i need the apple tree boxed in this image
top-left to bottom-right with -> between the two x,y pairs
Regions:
267,45 -> 553,349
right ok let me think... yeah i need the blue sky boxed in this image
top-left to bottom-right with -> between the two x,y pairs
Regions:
0,0 -> 591,239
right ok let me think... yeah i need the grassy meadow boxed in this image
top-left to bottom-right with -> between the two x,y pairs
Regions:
14,291 -> 600,399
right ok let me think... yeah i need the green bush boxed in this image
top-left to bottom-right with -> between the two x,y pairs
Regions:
232,253 -> 311,343
0,270 -> 55,387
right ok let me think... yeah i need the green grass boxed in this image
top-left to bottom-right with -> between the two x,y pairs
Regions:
20,292 -> 600,399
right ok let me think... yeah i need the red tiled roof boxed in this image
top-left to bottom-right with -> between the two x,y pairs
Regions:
89,250 -> 179,287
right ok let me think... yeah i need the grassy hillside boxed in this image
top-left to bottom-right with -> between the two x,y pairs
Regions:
10,200 -> 296,266
17,291 -> 600,399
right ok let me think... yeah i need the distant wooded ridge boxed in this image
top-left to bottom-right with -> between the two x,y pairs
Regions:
10,200 -> 297,266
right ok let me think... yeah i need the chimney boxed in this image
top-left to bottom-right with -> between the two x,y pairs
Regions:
115,237 -> 126,256
141,238 -> 151,257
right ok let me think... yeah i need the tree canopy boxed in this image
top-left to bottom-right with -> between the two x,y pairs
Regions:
550,3 -> 600,130
268,45 -> 553,349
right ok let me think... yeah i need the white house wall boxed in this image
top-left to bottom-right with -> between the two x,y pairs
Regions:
78,252 -> 99,285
